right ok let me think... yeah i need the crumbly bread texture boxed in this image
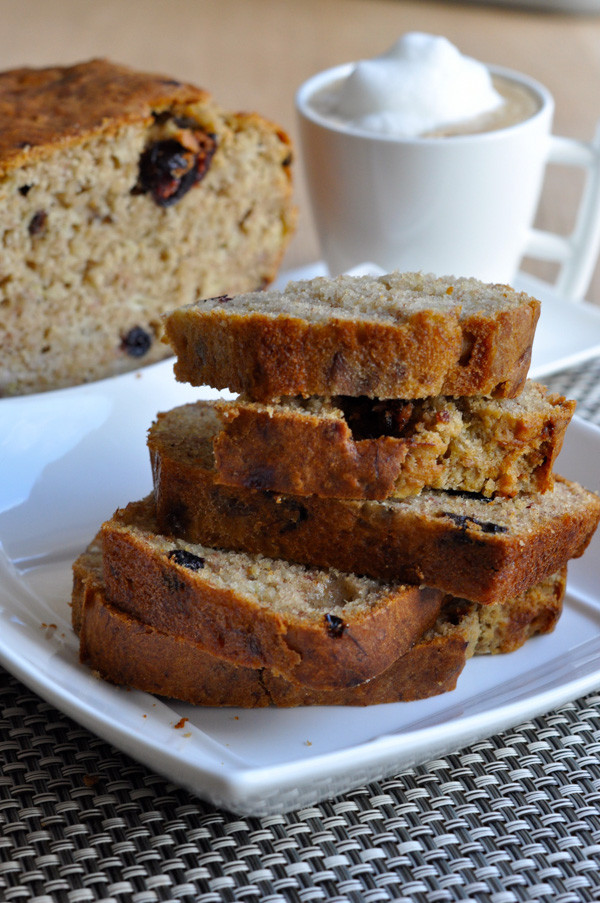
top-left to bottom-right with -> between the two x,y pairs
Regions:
148,406 -> 600,604
72,554 -> 565,707
97,496 -> 444,690
163,271 -> 541,401
208,381 -> 575,499
0,58 -> 296,395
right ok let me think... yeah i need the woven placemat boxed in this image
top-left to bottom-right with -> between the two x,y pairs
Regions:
2,359 -> 600,902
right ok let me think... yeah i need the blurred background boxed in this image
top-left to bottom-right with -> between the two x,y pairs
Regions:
2,0 -> 600,301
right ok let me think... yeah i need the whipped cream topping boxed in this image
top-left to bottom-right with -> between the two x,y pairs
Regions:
313,33 -> 504,138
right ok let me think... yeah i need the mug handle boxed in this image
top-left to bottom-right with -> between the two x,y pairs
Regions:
524,122 -> 600,301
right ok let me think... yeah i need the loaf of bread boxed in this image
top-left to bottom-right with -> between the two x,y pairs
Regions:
72,545 -> 565,707
0,58 -> 296,395
148,402 -> 600,603
163,271 -> 541,401
204,381 -> 575,500
97,496 -> 444,690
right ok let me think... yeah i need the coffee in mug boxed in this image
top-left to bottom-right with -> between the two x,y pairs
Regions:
296,34 -> 600,298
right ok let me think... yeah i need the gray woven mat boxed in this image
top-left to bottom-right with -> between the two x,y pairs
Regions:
2,359 -> 600,903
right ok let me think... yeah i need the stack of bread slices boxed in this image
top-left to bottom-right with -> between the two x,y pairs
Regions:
72,271 -> 600,706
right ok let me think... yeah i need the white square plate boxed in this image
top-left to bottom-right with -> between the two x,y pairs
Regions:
1,267 -> 600,816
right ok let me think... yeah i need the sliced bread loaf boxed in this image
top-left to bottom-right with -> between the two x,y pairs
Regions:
73,549 -> 565,707
207,381 -> 575,499
148,405 -> 600,604
162,271 -> 540,401
99,496 -> 444,690
0,58 -> 295,395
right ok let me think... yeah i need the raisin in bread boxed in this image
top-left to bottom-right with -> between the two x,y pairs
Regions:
204,381 -> 574,499
148,404 -> 600,604
163,271 -> 541,401
96,495 -> 444,690
72,549 -> 565,707
0,58 -> 296,395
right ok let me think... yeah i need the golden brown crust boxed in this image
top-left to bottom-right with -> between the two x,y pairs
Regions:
209,383 -> 575,500
99,497 -> 444,690
213,398 -> 410,499
72,559 -> 565,708
148,411 -> 600,604
76,584 -> 468,707
78,585 -> 274,708
163,273 -> 540,400
0,58 -> 212,174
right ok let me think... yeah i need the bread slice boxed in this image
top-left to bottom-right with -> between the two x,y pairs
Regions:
207,381 -> 575,500
148,406 -> 600,604
162,271 -> 540,401
0,58 -> 296,395
72,550 -> 565,707
97,496 -> 444,690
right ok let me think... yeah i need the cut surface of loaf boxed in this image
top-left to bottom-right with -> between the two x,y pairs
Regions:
208,381 -> 575,499
97,496 -> 444,690
163,271 -> 541,401
0,58 -> 296,396
72,554 -> 565,707
148,406 -> 600,604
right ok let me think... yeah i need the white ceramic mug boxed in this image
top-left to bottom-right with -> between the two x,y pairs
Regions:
296,62 -> 600,300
